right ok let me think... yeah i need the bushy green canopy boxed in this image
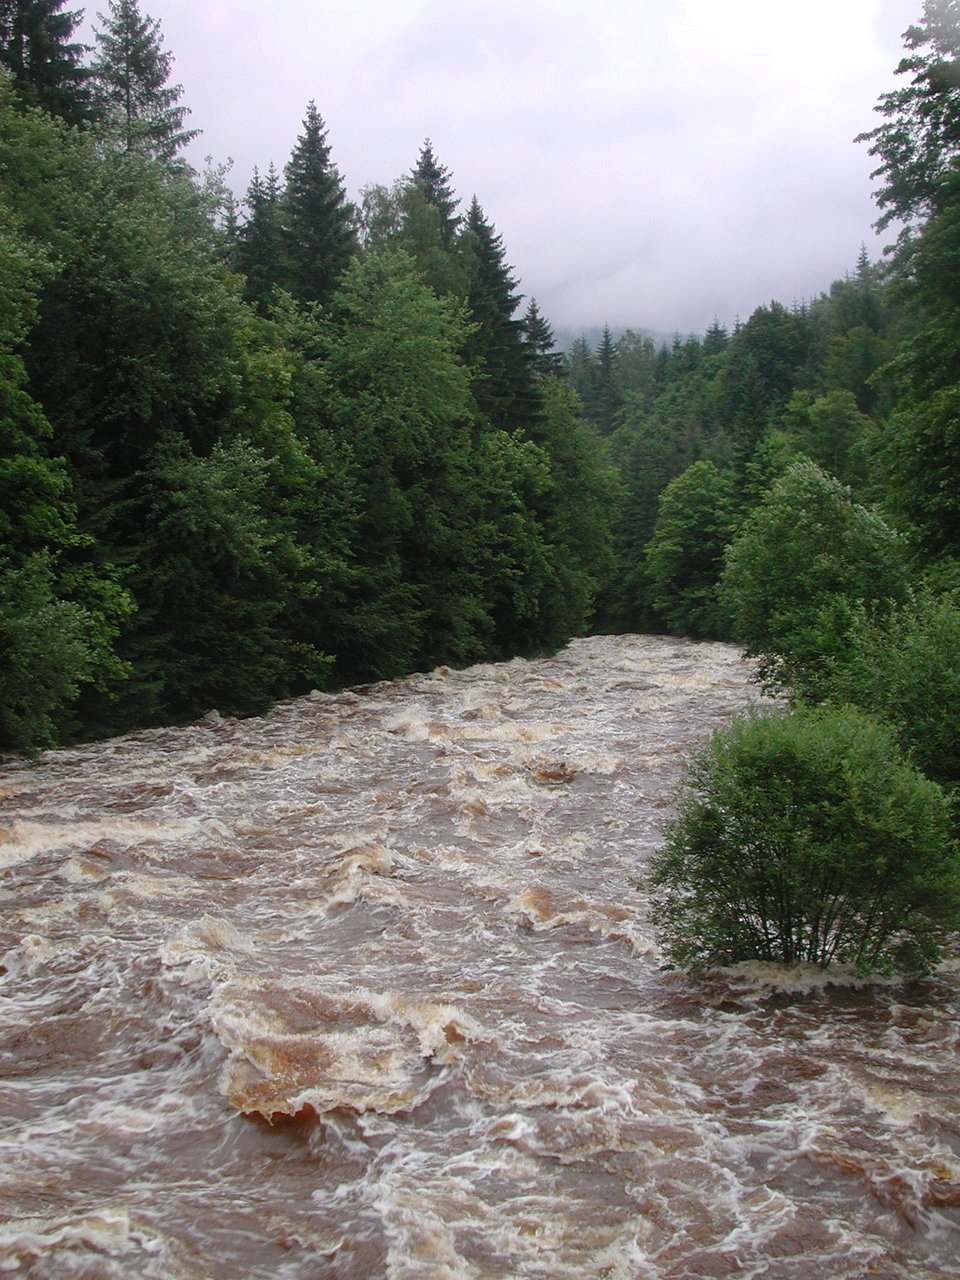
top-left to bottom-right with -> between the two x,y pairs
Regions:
649,705 -> 960,976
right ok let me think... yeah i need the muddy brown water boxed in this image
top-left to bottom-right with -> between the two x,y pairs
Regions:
1,635 -> 958,1278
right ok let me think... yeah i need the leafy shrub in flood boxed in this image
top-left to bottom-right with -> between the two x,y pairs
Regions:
648,705 -> 960,976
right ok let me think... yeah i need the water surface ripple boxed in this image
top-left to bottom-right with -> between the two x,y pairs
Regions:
1,635 -> 958,1278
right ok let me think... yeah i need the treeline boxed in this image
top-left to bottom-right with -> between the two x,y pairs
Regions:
0,0 -> 617,752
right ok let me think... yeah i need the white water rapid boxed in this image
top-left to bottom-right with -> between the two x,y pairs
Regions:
1,635 -> 958,1278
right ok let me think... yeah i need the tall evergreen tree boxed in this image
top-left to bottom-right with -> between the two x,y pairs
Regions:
280,100 -> 356,306
411,138 -> 460,245
0,0 -> 89,123
521,298 -> 564,377
593,322 -> 620,434
566,335 -> 596,409
462,196 -> 539,431
90,0 -> 198,161
234,163 -> 286,310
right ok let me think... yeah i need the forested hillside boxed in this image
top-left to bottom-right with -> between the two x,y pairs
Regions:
1,0 -> 958,760
0,0 -> 618,752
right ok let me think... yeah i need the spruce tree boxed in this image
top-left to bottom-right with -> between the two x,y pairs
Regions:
280,100 -> 356,306
0,0 -> 89,123
90,0 -> 198,161
566,335 -> 596,410
521,298 -> 564,377
235,163 -> 286,310
593,323 -> 620,434
462,196 -> 539,431
411,138 -> 460,245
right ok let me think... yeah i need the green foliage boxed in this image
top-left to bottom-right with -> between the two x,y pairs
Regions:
0,126 -> 131,751
125,433 -> 302,722
780,389 -> 872,488
0,547 -> 131,753
318,249 -> 482,677
410,138 -> 460,245
878,171 -> 960,558
644,460 -> 736,638
856,0 -> 960,234
649,706 -> 960,976
821,589 -> 960,792
90,0 -> 198,161
0,0 -> 90,124
521,299 -> 564,378
720,459 -> 910,697
234,163 -> 285,310
280,100 -> 356,306
461,196 -> 540,432
519,377 -> 619,645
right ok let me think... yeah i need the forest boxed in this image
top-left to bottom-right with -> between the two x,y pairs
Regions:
1,0 -> 959,803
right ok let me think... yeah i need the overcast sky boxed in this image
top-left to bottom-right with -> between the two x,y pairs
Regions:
80,0 -> 922,335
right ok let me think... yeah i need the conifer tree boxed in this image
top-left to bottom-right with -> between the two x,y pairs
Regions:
235,163 -> 286,310
593,323 -> 620,433
280,100 -> 356,306
0,0 -> 89,123
90,0 -> 198,161
411,138 -> 460,245
462,196 -> 539,431
566,335 -> 596,409
522,298 -> 564,377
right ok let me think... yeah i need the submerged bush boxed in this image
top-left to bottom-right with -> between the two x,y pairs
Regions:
648,706 -> 960,976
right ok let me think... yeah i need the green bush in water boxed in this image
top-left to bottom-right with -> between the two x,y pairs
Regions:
648,705 -> 960,976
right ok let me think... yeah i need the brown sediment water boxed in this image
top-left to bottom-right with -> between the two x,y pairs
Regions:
1,634 -> 958,1279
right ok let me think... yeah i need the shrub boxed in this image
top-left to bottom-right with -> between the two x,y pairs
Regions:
648,705 -> 960,976
719,458 -> 910,699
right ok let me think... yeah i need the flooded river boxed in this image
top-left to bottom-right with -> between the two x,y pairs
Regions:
1,634 -> 959,1278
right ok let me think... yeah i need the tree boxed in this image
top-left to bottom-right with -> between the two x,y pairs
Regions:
821,588 -> 960,793
316,249 -> 480,678
856,0 -> 960,234
280,100 -> 356,306
359,177 -> 469,300
780,388 -> 872,487
234,163 -> 286,310
644,460 -> 736,638
878,169 -> 960,557
461,196 -> 539,431
0,0 -> 89,123
720,458 -> 910,698
411,138 -> 460,245
565,335 -> 596,409
649,705 -> 960,976
592,323 -> 620,434
90,0 -> 198,161
521,298 -> 564,377
517,376 -> 619,647
0,105 -> 130,750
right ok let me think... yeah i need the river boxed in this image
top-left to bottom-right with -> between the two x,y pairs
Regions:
1,634 -> 958,1278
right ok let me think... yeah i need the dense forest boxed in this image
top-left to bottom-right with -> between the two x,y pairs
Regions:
1,0 -> 958,777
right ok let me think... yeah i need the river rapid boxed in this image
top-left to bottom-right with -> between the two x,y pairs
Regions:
1,634 -> 959,1279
